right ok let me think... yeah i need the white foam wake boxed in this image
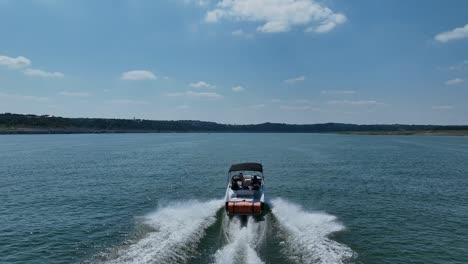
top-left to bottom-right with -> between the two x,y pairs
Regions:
271,198 -> 354,264
107,200 -> 223,264
213,217 -> 265,264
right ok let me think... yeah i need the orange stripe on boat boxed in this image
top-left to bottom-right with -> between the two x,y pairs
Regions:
227,202 -> 262,214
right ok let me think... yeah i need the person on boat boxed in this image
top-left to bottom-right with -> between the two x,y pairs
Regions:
231,177 -> 239,190
231,173 -> 243,190
252,175 -> 261,185
252,175 -> 261,190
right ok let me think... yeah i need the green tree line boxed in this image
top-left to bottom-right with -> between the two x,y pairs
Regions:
1,113 -> 467,133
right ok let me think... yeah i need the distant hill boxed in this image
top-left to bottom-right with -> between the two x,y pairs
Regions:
1,113 -> 468,135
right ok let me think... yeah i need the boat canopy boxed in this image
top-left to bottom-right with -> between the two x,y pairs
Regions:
229,162 -> 263,173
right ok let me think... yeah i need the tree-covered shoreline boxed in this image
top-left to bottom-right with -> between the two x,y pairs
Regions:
1,113 -> 467,135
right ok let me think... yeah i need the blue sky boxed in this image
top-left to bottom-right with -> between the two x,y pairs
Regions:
0,0 -> 467,125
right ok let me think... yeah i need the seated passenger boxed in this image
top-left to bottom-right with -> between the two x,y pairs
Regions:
252,175 -> 261,185
231,173 -> 244,190
252,175 -> 261,190
231,178 -> 240,190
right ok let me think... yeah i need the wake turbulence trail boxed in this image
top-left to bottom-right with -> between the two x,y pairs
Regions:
102,198 -> 354,264
105,200 -> 223,264
271,198 -> 355,264
213,216 -> 266,264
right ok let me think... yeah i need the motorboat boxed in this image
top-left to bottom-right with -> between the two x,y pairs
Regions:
225,162 -> 266,216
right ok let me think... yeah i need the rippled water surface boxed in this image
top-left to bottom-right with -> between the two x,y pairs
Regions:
1,133 -> 467,264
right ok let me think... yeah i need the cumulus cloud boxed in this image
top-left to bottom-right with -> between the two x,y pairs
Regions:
24,68 -> 64,78
1,54 -> 63,79
321,90 -> 356,95
232,86 -> 245,92
189,81 -> 216,88
0,55 -> 31,69
305,13 -> 346,33
434,24 -> 468,43
432,105 -> 453,110
445,78 -> 464,85
205,0 -> 346,33
284,76 -> 305,84
165,90 -> 223,99
327,100 -> 385,106
121,70 -> 157,81
59,91 -> 90,97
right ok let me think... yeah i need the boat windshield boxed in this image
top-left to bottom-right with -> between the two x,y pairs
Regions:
229,170 -> 263,178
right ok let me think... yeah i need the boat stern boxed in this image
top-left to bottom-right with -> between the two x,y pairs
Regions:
225,201 -> 264,215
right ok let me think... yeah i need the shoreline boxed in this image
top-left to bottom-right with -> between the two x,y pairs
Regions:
2,113 -> 468,136
1,128 -> 468,136
338,130 -> 468,136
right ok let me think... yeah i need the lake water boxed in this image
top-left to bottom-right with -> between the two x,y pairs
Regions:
1,133 -> 467,264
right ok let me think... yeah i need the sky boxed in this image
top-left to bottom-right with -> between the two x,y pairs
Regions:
0,0 -> 467,125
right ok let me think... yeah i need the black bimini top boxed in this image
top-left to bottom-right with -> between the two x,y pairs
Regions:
229,162 -> 263,173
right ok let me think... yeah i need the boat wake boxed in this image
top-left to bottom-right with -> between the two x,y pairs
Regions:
100,198 -> 354,264
214,217 -> 266,264
271,198 -> 355,264
105,199 -> 223,264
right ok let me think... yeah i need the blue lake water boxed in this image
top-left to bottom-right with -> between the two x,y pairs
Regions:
1,133 -> 467,264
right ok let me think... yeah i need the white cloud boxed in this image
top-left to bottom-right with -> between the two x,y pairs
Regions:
232,29 -> 244,36
327,100 -> 385,106
270,98 -> 281,103
0,55 -> 31,69
0,54 -> 63,79
440,60 -> 468,71
251,104 -> 266,108
205,0 -> 346,33
109,99 -> 149,105
305,13 -> 346,33
232,86 -> 245,92
183,0 -> 210,6
24,68 -> 64,78
284,76 -> 305,84
434,24 -> 468,43
445,78 -> 464,85
121,70 -> 157,81
59,91 -> 90,97
432,105 -> 453,110
231,29 -> 254,38
321,90 -> 356,95
280,105 -> 319,111
165,90 -> 223,99
189,81 -> 216,88
0,92 -> 49,102
1,54 -> 64,79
